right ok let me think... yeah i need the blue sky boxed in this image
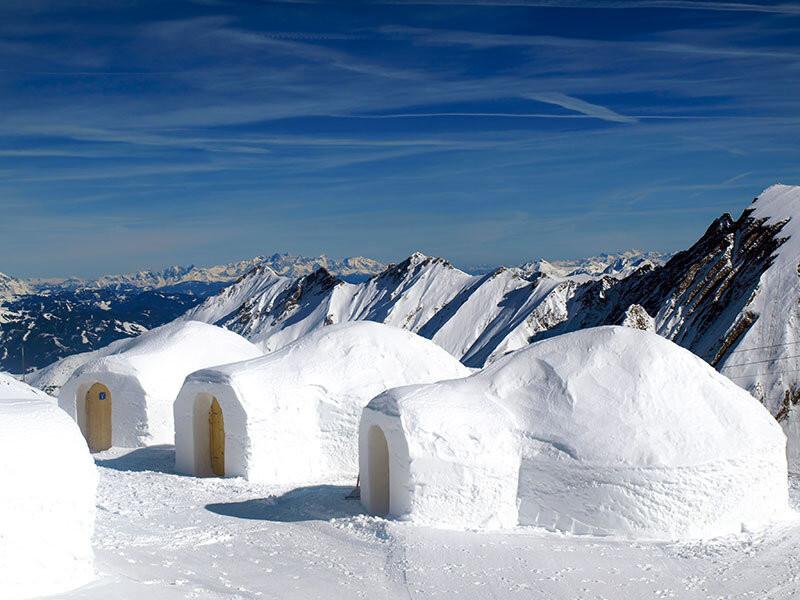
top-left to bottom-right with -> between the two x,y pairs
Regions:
1,0 -> 799,277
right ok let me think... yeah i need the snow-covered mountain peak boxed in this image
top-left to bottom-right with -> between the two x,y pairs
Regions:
378,253 -> 462,285
235,262 -> 280,283
293,267 -> 345,294
521,259 -> 562,279
337,255 -> 385,272
750,183 -> 800,223
392,251 -> 439,269
520,250 -> 667,281
0,272 -> 32,301
258,253 -> 386,280
406,251 -> 430,264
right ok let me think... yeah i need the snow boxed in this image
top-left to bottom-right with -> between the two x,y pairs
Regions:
52,446 -> 800,599
58,321 -> 262,447
0,371 -> 53,401
28,327 -> 164,396
174,321 -> 471,483
0,377 -> 96,600
180,264 -> 292,326
259,252 -> 386,279
522,250 -> 667,280
0,271 -> 32,301
361,326 -> 789,539
28,340 -> 130,396
711,185 -> 800,468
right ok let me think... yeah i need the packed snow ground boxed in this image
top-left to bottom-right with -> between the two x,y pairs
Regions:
54,445 -> 800,600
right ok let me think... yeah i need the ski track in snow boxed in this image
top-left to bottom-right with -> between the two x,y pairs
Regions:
56,446 -> 800,600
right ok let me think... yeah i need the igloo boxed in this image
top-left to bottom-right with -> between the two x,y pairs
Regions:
0,373 -> 96,599
174,321 -> 471,482
58,321 -> 261,450
359,326 -> 789,539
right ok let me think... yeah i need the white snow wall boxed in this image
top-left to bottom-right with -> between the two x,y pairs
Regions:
173,379 -> 319,481
359,396 -> 520,529
514,448 -> 789,538
0,398 -> 97,599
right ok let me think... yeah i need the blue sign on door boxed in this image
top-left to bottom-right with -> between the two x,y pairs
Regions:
99,392 -> 107,400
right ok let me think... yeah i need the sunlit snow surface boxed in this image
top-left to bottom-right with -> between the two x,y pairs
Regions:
57,445 -> 800,600
0,374 -> 95,600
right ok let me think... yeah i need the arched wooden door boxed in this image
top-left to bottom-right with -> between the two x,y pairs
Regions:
368,426 -> 390,515
85,383 -> 112,452
209,398 -> 225,477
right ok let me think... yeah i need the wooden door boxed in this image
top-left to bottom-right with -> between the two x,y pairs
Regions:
209,398 -> 225,477
368,426 -> 390,515
85,383 -> 112,452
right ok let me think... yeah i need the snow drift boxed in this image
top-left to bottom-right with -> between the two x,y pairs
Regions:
174,321 -> 471,482
58,321 -> 261,449
0,371 -> 52,401
360,326 -> 789,539
0,374 -> 96,599
28,337 -> 133,397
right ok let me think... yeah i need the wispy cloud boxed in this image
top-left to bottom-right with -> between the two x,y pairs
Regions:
383,24 -> 800,60
527,92 -> 637,123
368,0 -> 800,14
326,111 -> 713,121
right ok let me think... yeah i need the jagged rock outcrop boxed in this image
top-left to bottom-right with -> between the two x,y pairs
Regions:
621,304 -> 655,331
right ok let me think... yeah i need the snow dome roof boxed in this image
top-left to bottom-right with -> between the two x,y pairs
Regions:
0,395 -> 91,461
0,371 -> 53,401
372,325 -> 784,468
0,386 -> 96,598
70,320 -> 261,389
187,321 -> 471,410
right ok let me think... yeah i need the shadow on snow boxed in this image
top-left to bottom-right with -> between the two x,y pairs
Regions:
94,444 -> 178,475
206,485 -> 364,523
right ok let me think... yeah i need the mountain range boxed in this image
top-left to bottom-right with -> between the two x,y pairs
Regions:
177,250 -> 667,364
4,253 -> 388,298
0,254 -> 386,373
13,250 -> 661,383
